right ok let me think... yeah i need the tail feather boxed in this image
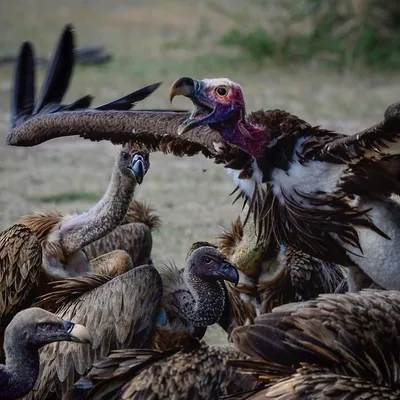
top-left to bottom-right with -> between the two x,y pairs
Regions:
32,24 -> 74,114
11,42 -> 35,128
95,82 -> 162,111
123,200 -> 161,231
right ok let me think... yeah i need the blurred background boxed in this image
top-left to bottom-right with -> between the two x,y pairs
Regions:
0,0 -> 399,269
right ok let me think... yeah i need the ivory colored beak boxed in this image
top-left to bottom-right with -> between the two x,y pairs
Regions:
68,323 -> 93,344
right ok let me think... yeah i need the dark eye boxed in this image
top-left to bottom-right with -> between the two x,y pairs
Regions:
121,151 -> 129,160
203,256 -> 212,264
37,323 -> 55,332
216,86 -> 227,96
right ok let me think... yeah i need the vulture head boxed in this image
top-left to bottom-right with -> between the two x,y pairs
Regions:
186,243 -> 240,286
118,146 -> 150,185
170,77 -> 267,158
5,307 -> 93,348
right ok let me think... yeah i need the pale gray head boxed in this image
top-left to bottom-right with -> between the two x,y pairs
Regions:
5,307 -> 93,348
118,145 -> 150,185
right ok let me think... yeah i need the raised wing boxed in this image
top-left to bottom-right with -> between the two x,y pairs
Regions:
7,109 -> 227,158
25,265 -> 162,399
320,102 -> 400,163
0,224 -> 42,357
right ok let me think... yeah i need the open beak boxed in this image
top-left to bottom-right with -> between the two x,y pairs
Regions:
169,77 -> 215,135
63,320 -> 93,344
216,262 -> 239,286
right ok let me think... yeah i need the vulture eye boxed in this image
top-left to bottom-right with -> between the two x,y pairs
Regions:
37,323 -> 56,332
215,86 -> 228,96
203,256 -> 213,264
121,151 -> 129,160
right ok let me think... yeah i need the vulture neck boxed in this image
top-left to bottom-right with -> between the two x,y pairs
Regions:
59,157 -> 137,255
182,266 -> 226,327
1,329 -> 40,399
219,117 -> 266,159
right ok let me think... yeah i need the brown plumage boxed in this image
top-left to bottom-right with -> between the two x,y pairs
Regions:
26,243 -> 238,399
65,342 -> 259,400
217,208 -> 345,334
83,200 -> 161,266
0,224 -> 42,360
229,289 -> 400,399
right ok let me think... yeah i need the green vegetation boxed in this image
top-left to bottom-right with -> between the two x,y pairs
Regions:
31,191 -> 101,204
219,1 -> 400,69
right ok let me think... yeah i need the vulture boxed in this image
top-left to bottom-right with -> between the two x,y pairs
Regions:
9,72 -> 400,293
10,23 -> 162,270
217,206 -> 345,333
1,22 -> 162,343
0,145 -> 150,351
64,341 -> 259,400
168,76 -> 400,292
23,243 -> 239,399
0,307 -> 91,400
229,289 -> 400,399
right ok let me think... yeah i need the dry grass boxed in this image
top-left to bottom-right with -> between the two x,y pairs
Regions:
0,0 -> 399,344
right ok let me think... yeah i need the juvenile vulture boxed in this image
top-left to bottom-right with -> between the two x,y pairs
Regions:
229,289 -> 400,399
25,243 -> 239,399
217,206 -> 345,334
65,341 -> 259,400
0,307 -> 91,400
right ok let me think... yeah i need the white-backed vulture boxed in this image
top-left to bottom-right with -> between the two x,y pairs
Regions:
0,308 -> 91,400
23,243 -> 238,399
229,289 -> 400,399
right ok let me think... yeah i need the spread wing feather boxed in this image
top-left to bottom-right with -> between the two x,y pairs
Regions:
7,109 -> 225,158
319,102 -> 400,163
24,265 -> 163,399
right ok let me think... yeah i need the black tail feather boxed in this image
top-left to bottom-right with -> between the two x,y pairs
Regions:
32,24 -> 75,114
11,42 -> 35,128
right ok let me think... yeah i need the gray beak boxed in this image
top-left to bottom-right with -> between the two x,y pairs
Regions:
131,158 -> 145,184
217,262 -> 239,286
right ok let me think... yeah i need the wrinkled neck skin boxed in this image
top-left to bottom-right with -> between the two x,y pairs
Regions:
1,329 -> 40,399
59,158 -> 137,256
173,266 -> 226,328
217,117 -> 267,159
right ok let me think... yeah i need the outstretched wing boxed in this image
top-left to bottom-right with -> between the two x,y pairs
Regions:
7,108 -> 226,158
318,102 -> 400,163
25,265 -> 162,399
0,224 -> 42,334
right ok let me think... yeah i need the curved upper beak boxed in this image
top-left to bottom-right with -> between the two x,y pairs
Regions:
217,262 -> 240,286
63,320 -> 93,344
131,158 -> 144,184
169,77 -> 196,103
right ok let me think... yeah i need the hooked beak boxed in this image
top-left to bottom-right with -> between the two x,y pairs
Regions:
129,153 -> 147,184
63,320 -> 93,344
216,262 -> 239,286
169,77 -> 215,135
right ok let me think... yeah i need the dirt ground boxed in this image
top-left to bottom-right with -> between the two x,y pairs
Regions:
0,0 -> 399,343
